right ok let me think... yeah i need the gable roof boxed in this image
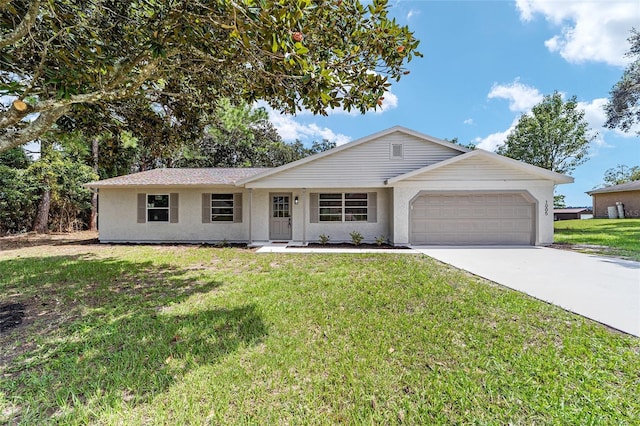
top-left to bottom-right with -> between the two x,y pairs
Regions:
236,126 -> 469,185
385,149 -> 574,185
554,208 -> 591,214
586,180 -> 640,195
86,168 -> 269,188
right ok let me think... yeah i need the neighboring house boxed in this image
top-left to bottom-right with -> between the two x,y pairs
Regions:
86,126 -> 572,246
553,208 -> 593,221
586,181 -> 640,218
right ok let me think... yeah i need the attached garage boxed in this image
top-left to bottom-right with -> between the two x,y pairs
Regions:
410,192 -> 535,245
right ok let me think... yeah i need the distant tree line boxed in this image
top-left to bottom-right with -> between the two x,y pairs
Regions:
0,100 -> 335,235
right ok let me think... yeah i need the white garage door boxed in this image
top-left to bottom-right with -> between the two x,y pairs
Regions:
411,193 -> 534,245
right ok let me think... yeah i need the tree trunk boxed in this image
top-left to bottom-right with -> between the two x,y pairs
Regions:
32,138 -> 52,234
32,188 -> 51,234
89,137 -> 99,231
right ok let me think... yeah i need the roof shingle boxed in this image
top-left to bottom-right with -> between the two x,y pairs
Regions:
586,180 -> 640,195
86,168 -> 271,188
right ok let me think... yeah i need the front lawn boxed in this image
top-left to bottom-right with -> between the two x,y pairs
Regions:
1,243 -> 638,424
554,218 -> 640,261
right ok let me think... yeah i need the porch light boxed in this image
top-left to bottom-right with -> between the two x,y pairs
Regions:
294,196 -> 299,205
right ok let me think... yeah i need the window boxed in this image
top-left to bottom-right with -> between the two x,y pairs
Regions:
319,194 -> 342,222
319,193 -> 368,222
147,194 -> 169,222
202,193 -> 241,223
211,194 -> 234,221
272,195 -> 290,218
345,193 -> 368,221
390,143 -> 404,159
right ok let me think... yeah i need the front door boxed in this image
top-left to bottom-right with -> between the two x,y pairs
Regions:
269,193 -> 292,240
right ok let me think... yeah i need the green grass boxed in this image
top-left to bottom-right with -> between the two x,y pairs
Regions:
1,245 -> 639,424
554,218 -> 640,261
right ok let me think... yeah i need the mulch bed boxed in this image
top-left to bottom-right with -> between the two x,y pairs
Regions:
305,243 -> 410,250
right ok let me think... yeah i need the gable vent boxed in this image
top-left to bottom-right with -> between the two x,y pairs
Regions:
390,143 -> 404,159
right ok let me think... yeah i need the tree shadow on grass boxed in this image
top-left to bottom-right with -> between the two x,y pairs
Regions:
0,254 -> 267,424
0,231 -> 99,250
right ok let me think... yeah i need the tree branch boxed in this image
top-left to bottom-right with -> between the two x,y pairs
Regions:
23,25 -> 74,98
0,99 -> 34,129
0,59 -> 162,150
28,60 -> 161,113
0,106 -> 68,151
0,0 -> 41,48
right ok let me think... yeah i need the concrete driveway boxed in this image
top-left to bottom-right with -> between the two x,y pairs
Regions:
414,246 -> 640,337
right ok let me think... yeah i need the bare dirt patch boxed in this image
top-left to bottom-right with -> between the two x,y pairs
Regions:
0,235 -> 229,370
0,296 -> 71,369
0,232 -> 102,368
0,303 -> 25,332
547,242 -> 633,260
0,231 -> 99,251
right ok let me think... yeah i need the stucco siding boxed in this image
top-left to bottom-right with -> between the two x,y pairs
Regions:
592,191 -> 640,218
249,188 -> 392,244
98,188 -> 249,243
406,156 -> 542,181
245,132 -> 462,188
391,180 -> 555,245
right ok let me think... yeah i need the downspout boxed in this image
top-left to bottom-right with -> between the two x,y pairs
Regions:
384,180 -> 393,246
302,188 -> 307,245
248,188 -> 253,245
95,188 -> 99,231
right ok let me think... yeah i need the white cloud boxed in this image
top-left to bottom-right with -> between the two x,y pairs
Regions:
578,97 -> 640,140
475,95 -> 634,152
488,79 -> 543,112
463,118 -> 474,125
475,80 -> 540,151
252,81 -> 398,145
376,91 -> 398,113
474,117 -> 519,152
515,0 -> 638,66
260,104 -> 352,146
578,98 -> 608,129
576,98 -> 610,147
407,9 -> 420,20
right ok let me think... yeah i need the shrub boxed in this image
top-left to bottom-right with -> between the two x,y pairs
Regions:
349,230 -> 363,246
318,234 -> 330,245
375,235 -> 387,246
0,166 -> 40,235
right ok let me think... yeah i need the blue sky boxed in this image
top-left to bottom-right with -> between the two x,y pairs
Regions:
264,0 -> 640,207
